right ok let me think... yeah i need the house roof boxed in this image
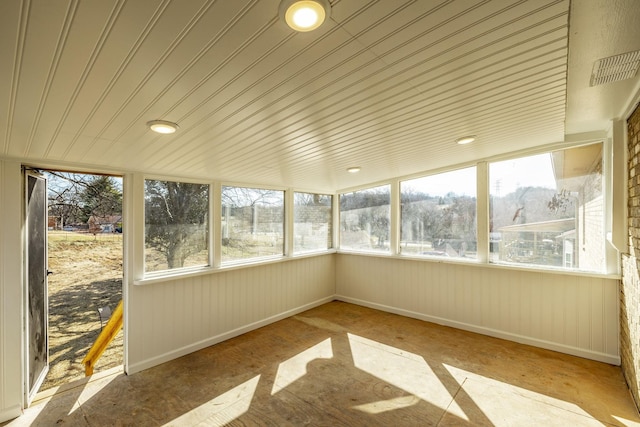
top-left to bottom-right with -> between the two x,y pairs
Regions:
1,0 -> 639,192
550,143 -> 603,192
498,218 -> 575,233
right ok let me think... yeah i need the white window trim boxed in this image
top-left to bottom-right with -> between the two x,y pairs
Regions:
338,183 -> 392,254
292,191 -> 334,255
129,139 -> 620,284
336,139 -> 619,276
141,177 -> 212,275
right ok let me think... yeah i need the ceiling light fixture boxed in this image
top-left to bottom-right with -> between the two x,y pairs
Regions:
456,135 -> 476,145
147,120 -> 179,134
279,0 -> 331,32
347,166 -> 361,173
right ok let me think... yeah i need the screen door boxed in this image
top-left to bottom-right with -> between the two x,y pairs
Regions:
25,171 -> 48,404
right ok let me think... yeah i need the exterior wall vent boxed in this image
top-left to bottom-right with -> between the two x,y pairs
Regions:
590,50 -> 640,86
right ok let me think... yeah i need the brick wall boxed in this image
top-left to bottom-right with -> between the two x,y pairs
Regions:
622,103 -> 640,409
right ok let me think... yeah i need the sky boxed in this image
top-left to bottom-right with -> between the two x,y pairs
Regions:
402,153 -> 557,197
490,153 -> 556,196
43,154 -> 557,200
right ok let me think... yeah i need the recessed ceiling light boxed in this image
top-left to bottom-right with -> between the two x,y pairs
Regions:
456,135 -> 476,145
347,166 -> 361,173
147,120 -> 178,134
279,0 -> 331,32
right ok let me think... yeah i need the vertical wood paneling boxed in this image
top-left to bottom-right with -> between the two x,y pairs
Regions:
530,273 -> 542,339
519,273 -> 531,338
216,272 -> 226,331
236,269 -> 246,325
577,278 -> 592,351
496,270 -> 507,331
0,161 -> 31,421
459,267 -> 471,324
411,261 -> 420,313
591,279 -> 605,353
550,278 -> 561,343
429,263 -> 440,318
127,255 -> 335,373
563,275 -> 578,348
336,254 -> 620,364
605,279 -> 618,355
186,278 -> 195,341
0,160 -> 4,414
152,284 -> 165,357
0,160 -> 6,417
479,268 -> 490,328
194,275 -> 204,341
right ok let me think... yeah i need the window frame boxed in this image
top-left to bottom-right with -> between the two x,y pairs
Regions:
292,191 -> 334,255
219,183 -> 287,266
334,140 -> 618,276
132,139 -> 619,285
338,183 -> 392,254
487,142 -> 607,273
399,165 -> 478,260
134,177 -> 336,285
142,176 -> 213,279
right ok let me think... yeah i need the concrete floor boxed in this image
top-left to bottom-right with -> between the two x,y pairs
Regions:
3,301 -> 639,426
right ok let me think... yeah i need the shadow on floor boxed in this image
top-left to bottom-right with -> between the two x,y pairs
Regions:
4,302 -> 639,426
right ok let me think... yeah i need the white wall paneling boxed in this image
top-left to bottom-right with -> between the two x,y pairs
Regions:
0,161 -> 25,421
126,254 -> 336,374
336,254 -> 620,364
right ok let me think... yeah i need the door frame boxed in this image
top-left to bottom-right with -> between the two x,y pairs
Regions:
21,167 -> 128,405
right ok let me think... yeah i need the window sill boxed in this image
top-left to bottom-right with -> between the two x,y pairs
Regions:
134,250 -> 336,285
338,251 -> 620,279
484,261 -> 620,279
135,265 -> 216,285
133,249 -> 618,285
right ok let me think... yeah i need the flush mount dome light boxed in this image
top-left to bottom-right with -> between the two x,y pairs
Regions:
456,135 -> 476,145
279,0 -> 331,32
147,120 -> 178,134
347,166 -> 361,173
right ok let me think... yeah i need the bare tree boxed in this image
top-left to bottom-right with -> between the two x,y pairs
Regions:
221,186 -> 281,235
46,171 -> 122,229
145,180 -> 208,269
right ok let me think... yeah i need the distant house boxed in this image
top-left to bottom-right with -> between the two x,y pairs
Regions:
495,144 -> 604,271
87,215 -> 122,233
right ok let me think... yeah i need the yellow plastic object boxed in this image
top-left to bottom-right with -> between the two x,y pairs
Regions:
82,299 -> 123,376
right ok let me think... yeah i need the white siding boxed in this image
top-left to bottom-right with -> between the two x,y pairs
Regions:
579,195 -> 605,270
126,255 -> 336,374
336,254 -> 620,364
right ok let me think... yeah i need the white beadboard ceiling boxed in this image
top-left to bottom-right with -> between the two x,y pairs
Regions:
1,0 -> 639,192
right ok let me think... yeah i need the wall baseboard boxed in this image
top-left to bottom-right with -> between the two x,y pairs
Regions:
0,404 -> 23,424
127,296 -> 335,375
335,295 -> 621,366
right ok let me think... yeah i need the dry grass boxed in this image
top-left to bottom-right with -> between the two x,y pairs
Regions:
43,231 -> 123,390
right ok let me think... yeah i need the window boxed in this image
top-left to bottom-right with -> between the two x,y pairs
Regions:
340,185 -> 390,252
144,180 -> 209,273
489,143 -> 604,272
221,186 -> 284,263
293,192 -> 332,253
400,167 -> 477,259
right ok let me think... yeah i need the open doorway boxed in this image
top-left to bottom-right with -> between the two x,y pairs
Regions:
41,170 -> 123,391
